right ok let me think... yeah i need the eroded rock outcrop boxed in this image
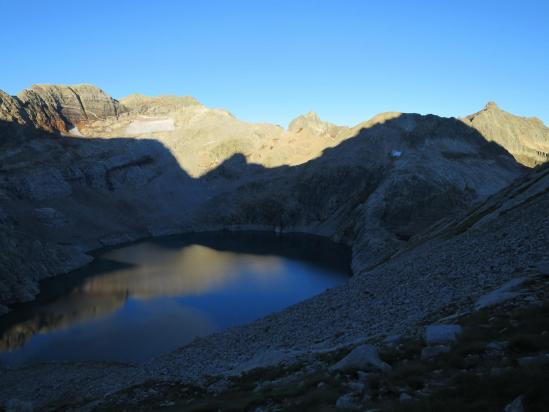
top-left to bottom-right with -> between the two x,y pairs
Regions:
15,84 -> 126,133
0,91 -> 27,125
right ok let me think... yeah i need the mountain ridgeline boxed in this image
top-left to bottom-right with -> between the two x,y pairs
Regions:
0,84 -> 547,315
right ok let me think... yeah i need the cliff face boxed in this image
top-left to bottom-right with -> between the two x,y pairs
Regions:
0,85 -> 536,313
14,84 -> 125,133
0,91 -> 27,125
463,102 -> 549,167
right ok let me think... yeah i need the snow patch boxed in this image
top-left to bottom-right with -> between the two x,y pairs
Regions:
126,118 -> 175,134
69,126 -> 83,136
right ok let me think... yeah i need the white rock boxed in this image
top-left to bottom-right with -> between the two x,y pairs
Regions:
425,324 -> 463,345
331,344 -> 391,372
475,277 -> 527,309
504,395 -> 524,412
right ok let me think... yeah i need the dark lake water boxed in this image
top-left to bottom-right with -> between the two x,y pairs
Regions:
0,232 -> 350,365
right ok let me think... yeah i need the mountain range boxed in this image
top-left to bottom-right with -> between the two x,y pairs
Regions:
0,84 -> 548,409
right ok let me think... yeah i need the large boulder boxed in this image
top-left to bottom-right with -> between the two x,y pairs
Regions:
425,324 -> 463,345
331,344 -> 391,372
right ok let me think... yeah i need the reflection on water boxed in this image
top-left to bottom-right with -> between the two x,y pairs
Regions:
0,232 -> 350,365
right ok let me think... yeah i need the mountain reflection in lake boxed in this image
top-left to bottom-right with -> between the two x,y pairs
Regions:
0,232 -> 350,365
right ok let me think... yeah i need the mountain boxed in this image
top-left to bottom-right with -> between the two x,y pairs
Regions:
0,84 -> 548,408
464,101 -> 549,167
0,84 -> 537,313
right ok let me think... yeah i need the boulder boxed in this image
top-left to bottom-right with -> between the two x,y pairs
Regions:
475,277 -> 527,310
331,344 -> 391,372
504,395 -> 524,412
335,393 -> 362,410
536,260 -> 549,276
4,399 -> 33,412
517,354 -> 549,367
421,345 -> 450,360
425,324 -> 463,345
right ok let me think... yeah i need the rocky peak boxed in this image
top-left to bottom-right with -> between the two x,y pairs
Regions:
16,84 -> 126,133
288,111 -> 340,137
120,94 -> 201,115
463,102 -> 549,167
0,90 -> 28,125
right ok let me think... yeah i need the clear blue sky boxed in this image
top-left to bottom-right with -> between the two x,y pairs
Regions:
1,0 -> 548,127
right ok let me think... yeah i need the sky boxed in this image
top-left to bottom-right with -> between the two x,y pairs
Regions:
1,0 -> 548,127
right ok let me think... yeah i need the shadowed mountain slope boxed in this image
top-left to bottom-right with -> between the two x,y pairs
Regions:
1,84 -> 549,408
0,84 -> 530,313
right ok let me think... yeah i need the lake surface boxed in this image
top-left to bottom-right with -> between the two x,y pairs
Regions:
0,232 -> 350,365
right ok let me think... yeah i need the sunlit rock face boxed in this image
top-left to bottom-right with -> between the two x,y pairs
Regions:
16,84 -> 125,132
0,83 -> 546,310
463,102 -> 549,167
288,111 -> 343,137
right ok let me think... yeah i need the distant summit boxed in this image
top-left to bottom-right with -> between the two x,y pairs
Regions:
288,111 -> 342,137
120,94 -> 202,115
464,102 -> 549,166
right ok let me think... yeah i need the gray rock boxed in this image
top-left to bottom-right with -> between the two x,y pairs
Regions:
517,353 -> 549,367
475,277 -> 527,309
383,334 -> 401,345
486,341 -> 509,351
536,260 -> 549,275
19,169 -> 72,200
421,345 -> 450,360
504,395 -> 524,412
357,371 -> 370,382
425,324 -> 463,345
33,208 -> 67,227
346,380 -> 366,393
4,399 -> 33,412
335,393 -> 362,410
399,392 -> 412,401
331,344 -> 391,372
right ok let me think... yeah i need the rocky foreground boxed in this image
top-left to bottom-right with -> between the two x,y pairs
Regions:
0,84 -> 548,410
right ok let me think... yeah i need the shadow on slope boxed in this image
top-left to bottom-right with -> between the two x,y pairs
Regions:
0,114 -> 522,314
